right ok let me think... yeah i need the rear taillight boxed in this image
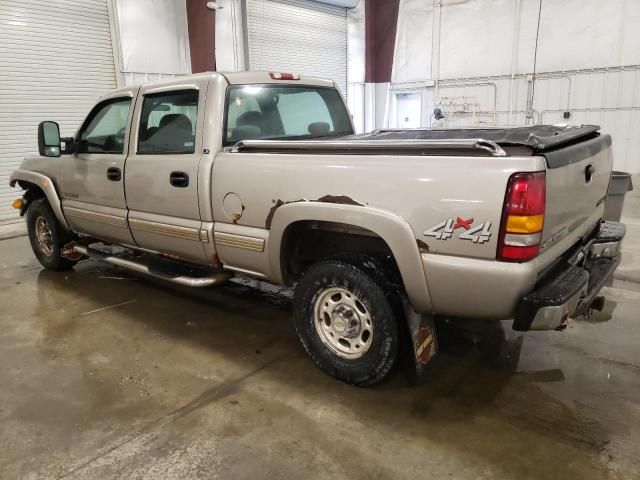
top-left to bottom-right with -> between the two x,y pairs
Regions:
497,171 -> 546,262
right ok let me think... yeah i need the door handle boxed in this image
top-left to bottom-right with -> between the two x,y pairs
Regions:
107,167 -> 121,181
170,171 -> 189,188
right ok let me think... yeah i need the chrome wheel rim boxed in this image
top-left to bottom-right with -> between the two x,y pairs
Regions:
313,287 -> 373,359
35,216 -> 54,256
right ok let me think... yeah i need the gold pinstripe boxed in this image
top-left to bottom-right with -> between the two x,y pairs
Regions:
129,218 -> 201,242
215,232 -> 265,252
64,207 -> 128,229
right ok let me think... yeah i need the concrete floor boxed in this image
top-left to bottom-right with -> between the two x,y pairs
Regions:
1,185 -> 639,479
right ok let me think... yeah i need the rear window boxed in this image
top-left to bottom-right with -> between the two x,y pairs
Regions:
224,85 -> 353,145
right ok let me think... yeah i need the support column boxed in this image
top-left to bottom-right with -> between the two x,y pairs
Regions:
186,0 -> 216,73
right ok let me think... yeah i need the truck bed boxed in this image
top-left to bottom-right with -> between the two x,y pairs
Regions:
229,125 -> 602,159
349,124 -> 601,153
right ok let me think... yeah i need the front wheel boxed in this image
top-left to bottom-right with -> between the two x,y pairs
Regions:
293,260 -> 399,386
26,198 -> 77,271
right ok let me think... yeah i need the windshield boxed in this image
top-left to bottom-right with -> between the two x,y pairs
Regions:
224,85 -> 353,145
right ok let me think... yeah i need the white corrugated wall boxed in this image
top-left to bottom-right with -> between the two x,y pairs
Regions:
245,0 -> 348,95
0,0 -> 118,224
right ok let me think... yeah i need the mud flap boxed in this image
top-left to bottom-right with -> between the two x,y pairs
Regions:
62,242 -> 83,261
403,299 -> 438,376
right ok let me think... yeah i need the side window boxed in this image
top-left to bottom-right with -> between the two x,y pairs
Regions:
77,98 -> 131,154
225,89 -> 262,142
138,90 -> 198,154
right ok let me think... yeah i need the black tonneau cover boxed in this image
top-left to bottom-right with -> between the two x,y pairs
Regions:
347,125 -> 601,153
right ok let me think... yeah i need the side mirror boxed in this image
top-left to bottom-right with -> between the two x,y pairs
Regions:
38,121 -> 61,157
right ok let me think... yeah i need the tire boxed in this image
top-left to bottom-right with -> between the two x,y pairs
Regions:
293,260 -> 400,386
26,198 -> 77,271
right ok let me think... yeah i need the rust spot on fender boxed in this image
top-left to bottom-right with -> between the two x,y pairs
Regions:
265,195 -> 364,230
265,199 -> 286,229
209,252 -> 221,268
316,195 -> 364,207
416,239 -> 430,253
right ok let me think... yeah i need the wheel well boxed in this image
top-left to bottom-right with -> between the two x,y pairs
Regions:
17,181 -> 46,214
280,220 -> 402,285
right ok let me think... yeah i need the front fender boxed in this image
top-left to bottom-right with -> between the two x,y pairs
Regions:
9,170 -> 70,231
268,202 -> 433,314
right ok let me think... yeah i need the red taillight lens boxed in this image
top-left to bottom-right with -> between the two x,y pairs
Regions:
505,172 -> 546,215
500,244 -> 540,261
498,172 -> 546,262
269,72 -> 300,80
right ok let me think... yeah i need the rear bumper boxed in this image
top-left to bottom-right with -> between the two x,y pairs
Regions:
513,221 -> 625,331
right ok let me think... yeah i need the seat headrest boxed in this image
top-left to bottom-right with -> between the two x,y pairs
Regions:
159,113 -> 192,132
236,111 -> 264,127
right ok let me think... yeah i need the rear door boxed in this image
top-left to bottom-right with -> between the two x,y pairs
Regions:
60,88 -> 138,245
124,79 -> 209,263
541,134 -> 612,251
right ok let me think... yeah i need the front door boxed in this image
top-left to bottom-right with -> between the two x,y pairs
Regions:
124,80 -> 208,263
60,88 -> 138,245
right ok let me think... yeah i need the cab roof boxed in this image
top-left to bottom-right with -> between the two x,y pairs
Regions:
109,71 -> 336,94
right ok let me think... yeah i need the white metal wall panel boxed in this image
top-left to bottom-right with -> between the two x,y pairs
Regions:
0,0 -> 117,224
246,0 -> 348,94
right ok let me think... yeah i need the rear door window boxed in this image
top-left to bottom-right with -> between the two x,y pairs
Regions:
138,90 -> 199,154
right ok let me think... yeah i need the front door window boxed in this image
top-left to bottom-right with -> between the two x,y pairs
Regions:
77,98 -> 131,154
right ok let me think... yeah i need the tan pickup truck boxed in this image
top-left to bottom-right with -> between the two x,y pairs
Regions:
10,71 -> 625,386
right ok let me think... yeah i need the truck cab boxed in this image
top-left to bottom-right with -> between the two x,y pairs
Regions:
21,73 -> 352,266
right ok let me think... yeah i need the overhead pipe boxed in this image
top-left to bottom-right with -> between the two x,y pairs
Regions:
540,106 -> 640,124
431,0 -> 442,101
507,0 -> 522,125
393,65 -> 640,89
435,81 -> 499,124
430,109 -> 540,125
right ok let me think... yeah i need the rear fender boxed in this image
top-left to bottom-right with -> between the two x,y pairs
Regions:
268,201 -> 432,314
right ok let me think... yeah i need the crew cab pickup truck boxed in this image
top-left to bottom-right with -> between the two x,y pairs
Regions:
10,71 -> 625,386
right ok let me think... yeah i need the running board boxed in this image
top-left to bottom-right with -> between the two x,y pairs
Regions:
72,245 -> 232,287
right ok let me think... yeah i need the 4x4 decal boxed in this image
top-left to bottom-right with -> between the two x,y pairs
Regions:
423,217 -> 492,244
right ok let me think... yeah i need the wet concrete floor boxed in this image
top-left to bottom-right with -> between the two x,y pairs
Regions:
1,206 -> 640,478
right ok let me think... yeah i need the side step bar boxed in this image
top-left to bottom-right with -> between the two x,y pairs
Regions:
72,245 -> 232,288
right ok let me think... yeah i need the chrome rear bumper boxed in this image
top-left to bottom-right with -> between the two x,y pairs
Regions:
514,221 -> 625,331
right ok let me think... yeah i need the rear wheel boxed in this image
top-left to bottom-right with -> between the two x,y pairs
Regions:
293,260 -> 399,386
26,198 -> 77,271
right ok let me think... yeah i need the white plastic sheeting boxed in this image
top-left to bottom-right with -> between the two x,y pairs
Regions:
346,0 -> 366,131
392,0 -> 432,84
215,0 -> 246,71
393,0 -> 640,83
390,0 -> 640,172
347,1 -> 365,84
115,0 -> 191,78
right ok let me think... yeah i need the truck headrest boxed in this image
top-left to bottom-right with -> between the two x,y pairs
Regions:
159,113 -> 192,132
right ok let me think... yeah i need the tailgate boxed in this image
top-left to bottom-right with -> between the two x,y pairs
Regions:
541,134 -> 612,252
